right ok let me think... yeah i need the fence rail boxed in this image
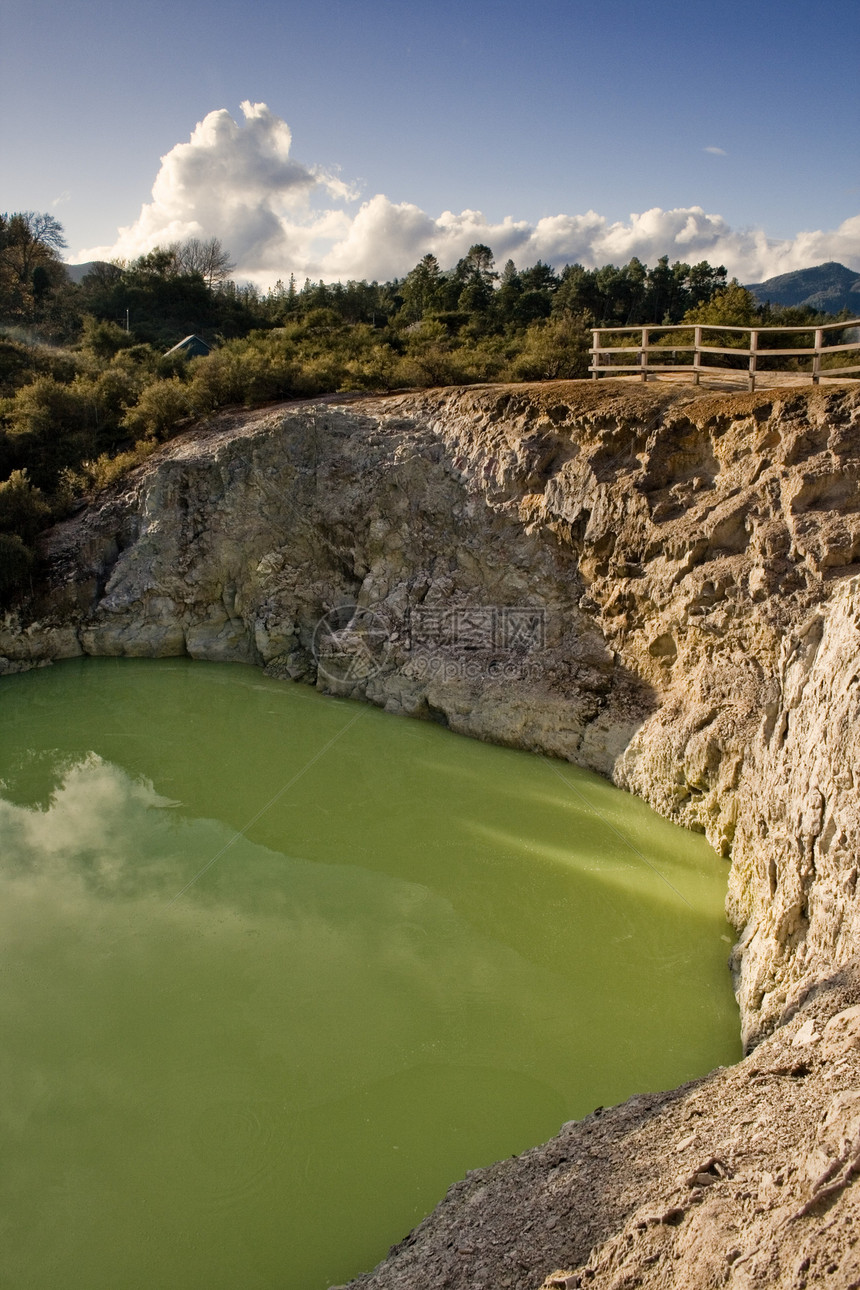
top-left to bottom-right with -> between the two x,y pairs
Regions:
589,319 -> 860,391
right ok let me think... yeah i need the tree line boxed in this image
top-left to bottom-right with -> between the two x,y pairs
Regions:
0,210 -> 848,604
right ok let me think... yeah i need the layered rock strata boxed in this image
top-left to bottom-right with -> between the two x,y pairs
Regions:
4,379 -> 860,1286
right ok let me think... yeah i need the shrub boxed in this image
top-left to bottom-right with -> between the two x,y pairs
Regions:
186,348 -> 248,411
62,437 -> 159,498
79,314 -> 136,361
122,377 -> 191,440
507,315 -> 591,381
0,469 -> 50,542
683,281 -> 760,328
0,532 -> 34,600
7,374 -> 88,439
3,376 -> 95,488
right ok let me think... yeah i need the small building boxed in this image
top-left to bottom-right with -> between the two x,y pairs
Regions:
164,334 -> 211,358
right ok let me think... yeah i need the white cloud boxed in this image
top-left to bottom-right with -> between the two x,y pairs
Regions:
704,145 -> 727,155
77,101 -> 356,275
74,103 -> 860,287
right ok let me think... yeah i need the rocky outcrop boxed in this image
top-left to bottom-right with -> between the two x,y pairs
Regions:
4,378 -> 860,1287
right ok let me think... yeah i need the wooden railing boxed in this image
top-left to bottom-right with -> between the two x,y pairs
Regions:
589,320 -> 860,391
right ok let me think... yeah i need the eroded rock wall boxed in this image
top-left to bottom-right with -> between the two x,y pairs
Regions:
728,578 -> 860,1045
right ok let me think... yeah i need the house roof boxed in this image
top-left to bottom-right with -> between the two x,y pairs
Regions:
164,334 -> 211,358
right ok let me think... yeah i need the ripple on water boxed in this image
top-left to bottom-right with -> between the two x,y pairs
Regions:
189,1099 -> 286,1212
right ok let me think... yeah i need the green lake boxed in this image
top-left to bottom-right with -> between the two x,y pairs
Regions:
0,658 -> 741,1289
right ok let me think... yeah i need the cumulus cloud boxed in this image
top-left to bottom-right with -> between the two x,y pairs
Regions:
77,100 -> 356,274
75,103 -> 860,287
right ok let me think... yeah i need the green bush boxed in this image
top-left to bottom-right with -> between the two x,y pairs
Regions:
507,315 -> 591,381
0,469 -> 50,541
79,314 -> 137,361
186,347 -> 250,411
0,531 -> 34,599
63,438 -> 159,496
683,282 -> 759,328
122,377 -> 190,440
0,337 -> 79,398
7,374 -> 89,440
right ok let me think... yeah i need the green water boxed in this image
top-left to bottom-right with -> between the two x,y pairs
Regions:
0,658 -> 740,1289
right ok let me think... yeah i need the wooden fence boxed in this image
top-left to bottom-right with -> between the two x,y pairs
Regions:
589,319 -> 860,391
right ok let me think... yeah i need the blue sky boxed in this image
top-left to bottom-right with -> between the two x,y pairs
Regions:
3,0 -> 859,283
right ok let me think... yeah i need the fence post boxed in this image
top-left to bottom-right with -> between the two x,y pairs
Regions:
591,329 -> 600,379
748,329 -> 758,393
640,328 -> 649,383
693,326 -> 702,385
812,328 -> 823,385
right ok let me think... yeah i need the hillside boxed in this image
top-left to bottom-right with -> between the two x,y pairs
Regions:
746,260 -> 860,314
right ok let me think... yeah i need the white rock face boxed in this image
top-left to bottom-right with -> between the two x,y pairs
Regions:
728,579 -> 860,1043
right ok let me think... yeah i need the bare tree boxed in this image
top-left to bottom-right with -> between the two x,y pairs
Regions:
24,211 -> 67,254
173,237 -> 235,289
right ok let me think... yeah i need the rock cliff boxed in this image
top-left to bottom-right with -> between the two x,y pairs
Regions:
4,378 -> 860,1287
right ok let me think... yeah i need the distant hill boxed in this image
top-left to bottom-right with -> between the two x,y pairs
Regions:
64,261 -> 109,284
745,261 -> 860,316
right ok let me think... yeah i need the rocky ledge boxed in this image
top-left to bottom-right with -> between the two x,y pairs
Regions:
4,379 -> 860,1287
